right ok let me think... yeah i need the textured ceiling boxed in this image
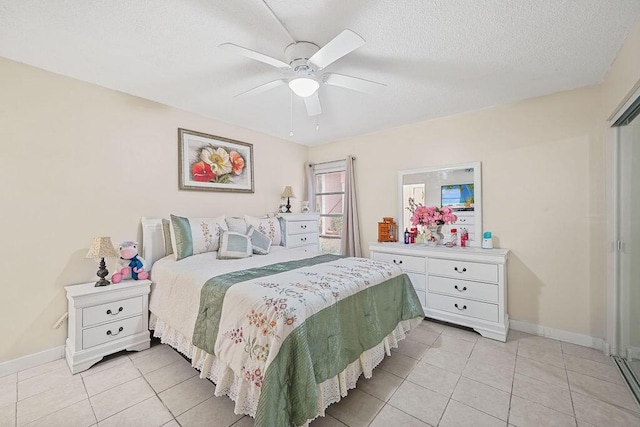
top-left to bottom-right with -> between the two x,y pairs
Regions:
1,1 -> 639,145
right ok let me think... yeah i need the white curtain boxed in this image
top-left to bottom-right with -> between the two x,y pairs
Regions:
341,155 -> 361,257
304,162 -> 316,212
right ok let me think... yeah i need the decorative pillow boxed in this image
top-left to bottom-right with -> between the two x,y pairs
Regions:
247,226 -> 272,255
217,231 -> 252,259
226,216 -> 248,234
170,214 -> 227,260
244,215 -> 282,246
161,219 -> 174,256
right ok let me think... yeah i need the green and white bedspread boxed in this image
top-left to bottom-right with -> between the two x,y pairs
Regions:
191,254 -> 425,426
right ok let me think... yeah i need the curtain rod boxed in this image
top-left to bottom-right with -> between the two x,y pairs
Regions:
308,157 -> 356,167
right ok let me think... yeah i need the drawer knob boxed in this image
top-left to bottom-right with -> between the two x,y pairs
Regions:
106,307 -> 124,316
106,326 -> 124,336
454,267 -> 467,273
301,225 -> 307,229
393,260 -> 403,265
454,285 -> 467,292
454,303 -> 467,310
459,219 -> 466,222
301,237 -> 307,242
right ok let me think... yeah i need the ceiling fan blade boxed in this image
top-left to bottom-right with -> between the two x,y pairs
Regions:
324,73 -> 386,93
219,43 -> 290,70
304,92 -> 322,116
308,29 -> 365,70
235,79 -> 287,97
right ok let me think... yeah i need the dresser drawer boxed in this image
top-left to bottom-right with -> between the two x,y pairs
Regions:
286,232 -> 319,248
428,276 -> 498,303
428,293 -> 498,322
82,296 -> 143,328
82,315 -> 144,349
428,258 -> 498,282
372,252 -> 425,273
286,220 -> 318,235
415,289 -> 426,308
407,272 -> 426,292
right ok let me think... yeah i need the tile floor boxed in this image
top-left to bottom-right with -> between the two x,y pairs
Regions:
1,320 -> 639,427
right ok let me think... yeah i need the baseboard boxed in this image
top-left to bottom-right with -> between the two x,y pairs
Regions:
510,319 -> 606,352
0,346 -> 65,377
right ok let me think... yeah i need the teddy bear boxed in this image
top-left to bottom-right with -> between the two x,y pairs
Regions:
111,241 -> 149,283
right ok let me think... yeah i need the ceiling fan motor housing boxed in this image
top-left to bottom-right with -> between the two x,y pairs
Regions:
285,42 -> 320,68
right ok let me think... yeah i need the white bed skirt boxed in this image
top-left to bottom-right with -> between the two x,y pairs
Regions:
149,313 -> 421,425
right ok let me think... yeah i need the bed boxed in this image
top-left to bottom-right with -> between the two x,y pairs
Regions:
141,217 -> 425,426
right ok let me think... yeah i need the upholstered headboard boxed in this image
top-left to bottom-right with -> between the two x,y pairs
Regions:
141,217 -> 165,269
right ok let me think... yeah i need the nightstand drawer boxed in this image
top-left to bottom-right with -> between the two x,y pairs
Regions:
372,252 -> 425,273
82,315 -> 144,349
83,296 -> 143,327
286,232 -> 319,248
428,258 -> 497,282
428,293 -> 498,322
286,220 -> 319,235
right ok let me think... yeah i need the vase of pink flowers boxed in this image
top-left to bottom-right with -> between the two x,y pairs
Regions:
406,198 -> 458,246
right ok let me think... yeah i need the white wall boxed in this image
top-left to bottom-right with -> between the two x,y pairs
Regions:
309,85 -> 606,339
0,58 -> 307,363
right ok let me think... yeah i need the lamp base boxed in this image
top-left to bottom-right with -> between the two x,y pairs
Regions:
94,278 -> 111,287
285,196 -> 292,213
94,257 -> 111,287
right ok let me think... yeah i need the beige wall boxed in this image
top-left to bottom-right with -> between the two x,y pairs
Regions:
309,86 -> 606,338
602,19 -> 640,120
0,58 -> 307,363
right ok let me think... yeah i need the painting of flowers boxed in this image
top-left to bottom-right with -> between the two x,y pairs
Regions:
178,128 -> 254,193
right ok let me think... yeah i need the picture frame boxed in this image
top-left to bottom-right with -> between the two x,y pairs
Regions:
178,128 -> 254,193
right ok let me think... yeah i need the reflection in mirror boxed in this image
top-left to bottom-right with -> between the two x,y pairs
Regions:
398,162 -> 482,246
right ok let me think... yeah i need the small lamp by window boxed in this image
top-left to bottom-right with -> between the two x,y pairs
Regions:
281,186 -> 295,213
85,237 -> 119,287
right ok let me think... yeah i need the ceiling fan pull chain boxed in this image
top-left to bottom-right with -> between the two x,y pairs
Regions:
289,90 -> 294,137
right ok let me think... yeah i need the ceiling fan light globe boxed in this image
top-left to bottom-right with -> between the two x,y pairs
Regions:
289,77 -> 319,98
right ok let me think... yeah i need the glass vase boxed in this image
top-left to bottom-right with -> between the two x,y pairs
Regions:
427,225 -> 444,246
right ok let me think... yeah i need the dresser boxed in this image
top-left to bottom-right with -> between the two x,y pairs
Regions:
65,280 -> 151,373
278,213 -> 321,252
369,242 -> 509,341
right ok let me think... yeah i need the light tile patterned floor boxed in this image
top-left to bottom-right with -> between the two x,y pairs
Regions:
1,320 -> 639,427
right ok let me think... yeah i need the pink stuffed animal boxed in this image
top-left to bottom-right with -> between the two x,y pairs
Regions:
112,241 -> 149,283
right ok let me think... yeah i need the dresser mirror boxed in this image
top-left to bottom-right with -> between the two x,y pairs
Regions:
398,162 -> 482,246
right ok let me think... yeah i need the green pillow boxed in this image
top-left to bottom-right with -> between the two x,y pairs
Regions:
247,226 -> 272,255
170,214 -> 227,260
217,230 -> 252,259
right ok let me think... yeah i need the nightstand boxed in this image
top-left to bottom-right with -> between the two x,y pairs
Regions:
278,213 -> 321,252
65,279 -> 151,374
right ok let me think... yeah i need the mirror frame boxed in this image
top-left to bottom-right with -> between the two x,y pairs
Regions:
397,162 -> 483,247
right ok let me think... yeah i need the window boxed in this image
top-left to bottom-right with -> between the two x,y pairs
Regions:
313,161 -> 346,254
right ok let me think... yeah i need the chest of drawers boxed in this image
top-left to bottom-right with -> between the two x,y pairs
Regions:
65,280 -> 151,373
278,213 -> 321,252
369,242 -> 509,341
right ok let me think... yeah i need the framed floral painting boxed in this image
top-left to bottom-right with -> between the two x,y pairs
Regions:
178,128 -> 254,193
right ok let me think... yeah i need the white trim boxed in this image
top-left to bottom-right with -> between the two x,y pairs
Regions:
605,125 -> 620,356
610,85 -> 640,124
510,319 -> 606,352
0,346 -> 65,377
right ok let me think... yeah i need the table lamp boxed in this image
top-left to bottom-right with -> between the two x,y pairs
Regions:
86,237 -> 119,287
281,186 -> 295,213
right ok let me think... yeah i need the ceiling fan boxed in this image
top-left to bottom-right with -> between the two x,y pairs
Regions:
220,29 -> 386,117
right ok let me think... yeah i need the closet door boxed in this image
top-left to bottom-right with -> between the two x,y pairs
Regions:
618,113 -> 640,380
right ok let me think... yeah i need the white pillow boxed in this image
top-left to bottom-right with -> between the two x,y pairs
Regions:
226,216 -> 248,234
170,214 -> 228,260
244,215 -> 282,246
